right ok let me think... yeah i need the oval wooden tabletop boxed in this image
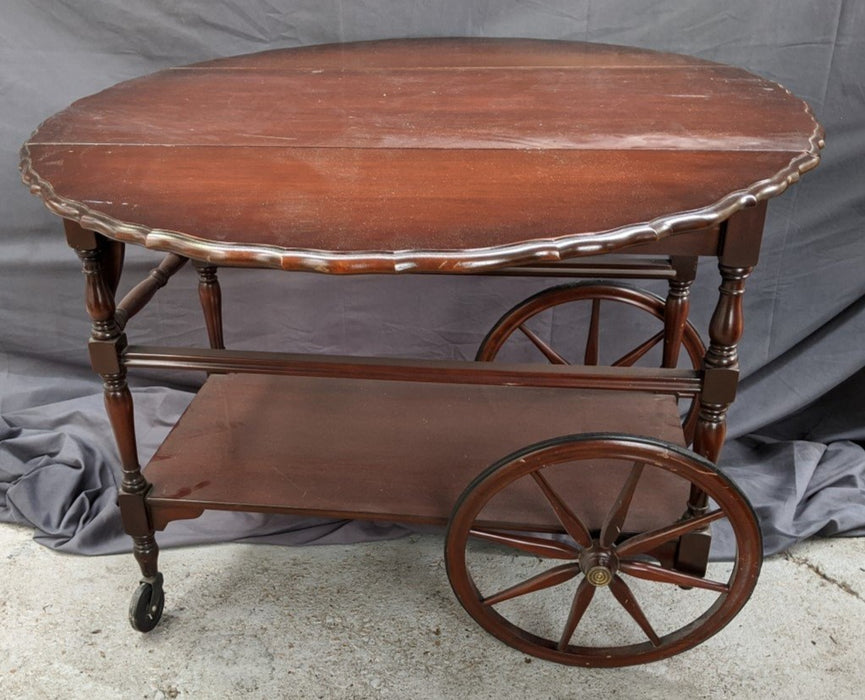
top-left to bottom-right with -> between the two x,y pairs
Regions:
21,38 -> 822,273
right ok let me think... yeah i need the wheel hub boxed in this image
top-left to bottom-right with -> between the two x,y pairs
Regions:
579,547 -> 619,587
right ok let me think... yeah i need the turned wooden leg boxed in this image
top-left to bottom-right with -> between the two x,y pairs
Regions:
677,263 -> 751,575
680,204 -> 765,575
103,371 -> 159,580
195,263 -> 225,349
65,220 -> 163,609
692,260 -> 753,478
691,202 -> 766,474
131,534 -> 161,580
689,261 -> 752,493
101,237 -> 126,298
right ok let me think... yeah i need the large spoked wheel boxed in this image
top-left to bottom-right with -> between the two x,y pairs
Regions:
476,283 -> 705,442
445,435 -> 762,667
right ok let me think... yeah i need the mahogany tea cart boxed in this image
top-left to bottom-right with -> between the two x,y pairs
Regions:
20,39 -> 822,667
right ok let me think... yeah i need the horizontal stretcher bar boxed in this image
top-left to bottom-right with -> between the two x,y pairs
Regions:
474,257 -> 676,279
123,345 -> 703,396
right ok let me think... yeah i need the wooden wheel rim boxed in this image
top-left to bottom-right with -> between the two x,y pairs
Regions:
475,283 -> 706,442
445,434 -> 762,667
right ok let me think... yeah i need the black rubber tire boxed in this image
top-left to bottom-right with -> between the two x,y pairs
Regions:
129,574 -> 165,632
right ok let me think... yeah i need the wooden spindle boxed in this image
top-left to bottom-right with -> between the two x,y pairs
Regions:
662,256 -> 697,368
195,263 -> 225,349
115,253 -> 187,330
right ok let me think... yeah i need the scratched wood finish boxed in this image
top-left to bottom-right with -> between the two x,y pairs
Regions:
21,39 -> 822,273
144,373 -> 686,530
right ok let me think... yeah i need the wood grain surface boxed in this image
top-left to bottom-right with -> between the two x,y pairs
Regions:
144,372 -> 687,529
21,38 -> 822,273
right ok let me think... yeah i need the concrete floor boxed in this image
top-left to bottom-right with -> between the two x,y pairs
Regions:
0,523 -> 862,699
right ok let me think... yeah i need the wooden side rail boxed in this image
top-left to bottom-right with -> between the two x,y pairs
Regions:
481,257 -> 676,280
115,254 -> 188,330
122,345 -> 702,396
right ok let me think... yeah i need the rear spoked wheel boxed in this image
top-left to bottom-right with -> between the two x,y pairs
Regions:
476,283 -> 705,442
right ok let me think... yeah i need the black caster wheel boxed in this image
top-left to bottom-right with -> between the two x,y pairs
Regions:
129,572 -> 165,632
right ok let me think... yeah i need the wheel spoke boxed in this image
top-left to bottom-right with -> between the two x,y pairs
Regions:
469,528 -> 580,559
584,298 -> 600,365
616,509 -> 725,558
609,574 -> 661,646
518,324 -> 569,364
531,471 -> 592,547
600,462 -> 644,548
482,563 -> 580,606
619,561 -> 730,593
557,577 -> 596,650
612,330 -> 665,367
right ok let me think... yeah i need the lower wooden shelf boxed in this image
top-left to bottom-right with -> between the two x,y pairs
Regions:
144,372 -> 688,530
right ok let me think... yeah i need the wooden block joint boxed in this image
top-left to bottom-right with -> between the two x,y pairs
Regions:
118,490 -> 152,536
675,530 -> 712,578
701,367 -> 739,404
63,219 -> 99,250
88,335 -> 127,374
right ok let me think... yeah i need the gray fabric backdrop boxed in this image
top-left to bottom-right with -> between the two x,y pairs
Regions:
1,1 -> 863,557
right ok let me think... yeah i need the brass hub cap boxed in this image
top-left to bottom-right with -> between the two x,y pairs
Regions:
580,547 -> 619,587
586,566 -> 613,587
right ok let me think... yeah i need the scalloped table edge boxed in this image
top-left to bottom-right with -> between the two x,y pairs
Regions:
19,97 -> 823,275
